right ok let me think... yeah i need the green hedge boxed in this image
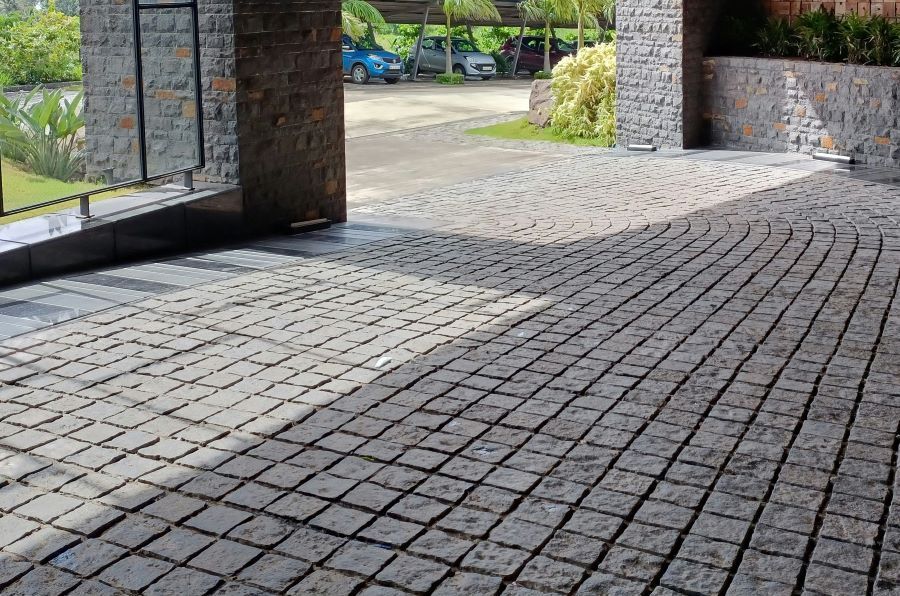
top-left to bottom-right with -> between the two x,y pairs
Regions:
0,10 -> 82,87
437,73 -> 465,85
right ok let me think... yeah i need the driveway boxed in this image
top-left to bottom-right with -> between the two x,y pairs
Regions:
344,79 -> 563,206
0,147 -> 898,594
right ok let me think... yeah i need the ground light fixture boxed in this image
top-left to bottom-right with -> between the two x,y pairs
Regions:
627,144 -> 658,152
813,152 -> 855,165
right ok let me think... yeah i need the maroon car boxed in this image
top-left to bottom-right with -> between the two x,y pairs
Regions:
499,36 -> 576,74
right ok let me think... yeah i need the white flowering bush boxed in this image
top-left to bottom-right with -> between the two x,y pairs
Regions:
550,43 -> 616,145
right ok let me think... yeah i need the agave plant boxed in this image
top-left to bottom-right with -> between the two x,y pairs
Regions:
840,12 -> 871,64
754,17 -> 795,57
0,87 -> 85,182
795,6 -> 840,62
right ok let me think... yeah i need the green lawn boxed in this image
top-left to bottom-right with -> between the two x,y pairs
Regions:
466,118 -> 613,147
1,158 -> 131,224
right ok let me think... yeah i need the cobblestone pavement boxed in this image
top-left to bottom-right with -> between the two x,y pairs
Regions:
1,153 -> 899,596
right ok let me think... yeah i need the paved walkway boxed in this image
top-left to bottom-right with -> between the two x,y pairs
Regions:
0,151 -> 899,596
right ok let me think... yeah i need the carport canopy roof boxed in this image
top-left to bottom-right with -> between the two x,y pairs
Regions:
370,0 -> 528,26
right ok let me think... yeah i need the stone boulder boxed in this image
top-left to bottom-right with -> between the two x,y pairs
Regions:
528,79 -> 554,128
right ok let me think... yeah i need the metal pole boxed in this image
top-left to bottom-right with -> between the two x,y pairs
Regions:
79,195 -> 91,218
411,4 -> 430,80
131,0 -> 149,181
511,17 -> 526,77
0,154 -> 5,216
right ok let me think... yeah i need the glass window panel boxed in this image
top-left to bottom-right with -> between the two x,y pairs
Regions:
0,0 -> 143,216
139,5 -> 202,179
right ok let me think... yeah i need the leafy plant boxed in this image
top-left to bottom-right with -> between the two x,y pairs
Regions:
550,42 -> 616,145
533,70 -> 552,79
479,26 -> 519,53
895,24 -> 900,66
794,7 -> 840,62
391,23 -> 423,57
867,15 -> 896,66
840,12 -> 870,64
436,73 -> 465,84
0,87 -> 86,182
440,0 -> 501,74
754,17 -> 794,57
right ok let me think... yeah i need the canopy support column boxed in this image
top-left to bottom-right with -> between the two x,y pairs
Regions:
511,18 -> 526,77
411,4 -> 431,80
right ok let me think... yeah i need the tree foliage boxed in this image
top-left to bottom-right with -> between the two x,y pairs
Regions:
341,0 -> 384,39
0,8 -> 82,86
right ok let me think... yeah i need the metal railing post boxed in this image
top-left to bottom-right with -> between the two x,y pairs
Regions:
0,156 -> 5,217
79,195 -> 91,218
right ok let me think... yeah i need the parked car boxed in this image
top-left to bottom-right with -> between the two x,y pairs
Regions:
342,35 -> 403,84
409,37 -> 497,80
499,36 -> 576,74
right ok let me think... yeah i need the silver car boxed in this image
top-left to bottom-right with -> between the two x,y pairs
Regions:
409,36 -> 497,80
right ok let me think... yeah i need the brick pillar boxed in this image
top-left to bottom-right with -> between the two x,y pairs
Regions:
229,0 -> 347,230
615,0 -> 722,149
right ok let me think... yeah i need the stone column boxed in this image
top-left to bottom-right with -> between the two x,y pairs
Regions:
615,0 -> 722,149
229,0 -> 347,230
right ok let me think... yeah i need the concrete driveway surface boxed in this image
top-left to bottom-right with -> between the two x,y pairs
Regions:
344,79 -> 563,206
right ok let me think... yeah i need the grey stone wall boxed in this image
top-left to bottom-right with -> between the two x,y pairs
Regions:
703,57 -> 900,168
615,0 -> 685,148
615,0 -> 723,149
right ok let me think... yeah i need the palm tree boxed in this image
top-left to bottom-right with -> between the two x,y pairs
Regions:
342,0 -> 385,40
519,0 -> 576,72
573,0 -> 614,49
441,0 -> 501,75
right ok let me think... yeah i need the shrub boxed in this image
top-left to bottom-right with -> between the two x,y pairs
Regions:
0,10 -> 83,86
755,17 -> 795,57
795,7 -> 840,62
533,70 -> 552,79
437,73 -> 465,84
550,43 -> 615,145
0,87 -> 86,181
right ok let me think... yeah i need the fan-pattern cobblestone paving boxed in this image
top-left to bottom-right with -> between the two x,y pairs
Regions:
1,155 -> 899,595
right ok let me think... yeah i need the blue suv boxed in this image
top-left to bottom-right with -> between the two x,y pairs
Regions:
342,35 -> 403,85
